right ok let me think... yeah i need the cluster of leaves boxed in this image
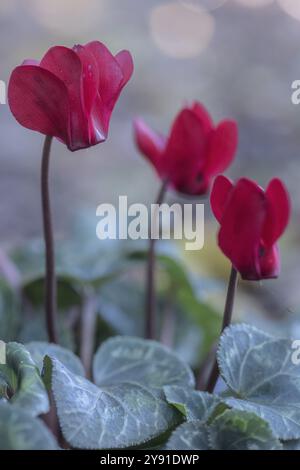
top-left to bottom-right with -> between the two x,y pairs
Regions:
165,324 -> 300,450
1,324 -> 300,450
2,224 -> 221,367
1,222 -> 299,450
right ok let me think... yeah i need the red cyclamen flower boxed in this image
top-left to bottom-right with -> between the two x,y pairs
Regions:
8,41 -> 133,151
211,175 -> 290,280
134,103 -> 238,195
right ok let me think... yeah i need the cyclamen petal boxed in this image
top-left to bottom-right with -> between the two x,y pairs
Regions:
84,41 -> 124,109
40,46 -> 89,150
217,178 -> 266,280
73,44 -> 99,116
8,65 -> 70,144
133,102 -> 238,196
191,101 -> 214,134
204,120 -> 238,178
115,50 -> 134,87
210,175 -> 233,223
162,108 -> 208,193
8,41 -> 134,151
263,178 -> 290,248
134,119 -> 166,168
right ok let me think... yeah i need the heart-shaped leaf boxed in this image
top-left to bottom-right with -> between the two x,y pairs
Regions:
46,337 -> 194,449
0,402 -> 58,450
13,237 -> 120,292
164,385 -> 221,422
92,337 -> 194,389
25,341 -> 84,376
218,324 -> 300,440
0,342 -> 49,416
209,410 -> 282,450
166,421 -> 210,450
166,410 -> 281,450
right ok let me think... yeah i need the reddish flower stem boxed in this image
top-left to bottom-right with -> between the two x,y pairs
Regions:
41,136 -> 58,344
145,179 -> 168,340
205,265 -> 238,393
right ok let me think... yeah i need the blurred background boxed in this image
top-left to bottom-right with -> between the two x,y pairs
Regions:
0,0 -> 300,340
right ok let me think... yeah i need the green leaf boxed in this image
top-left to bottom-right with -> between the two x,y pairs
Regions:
166,410 -> 282,450
25,341 -> 84,377
128,250 -> 221,358
55,238 -> 121,288
127,250 -> 193,294
0,378 -> 8,398
164,386 -> 221,422
97,275 -> 203,368
166,421 -> 210,450
281,439 -> 300,450
97,277 -> 145,336
12,237 -> 119,291
218,324 -> 300,440
92,336 -> 194,389
209,410 -> 282,450
0,402 -> 58,450
0,342 -> 49,416
23,275 -> 81,311
17,309 -> 75,351
46,337 -> 194,449
177,289 -> 220,359
0,279 -> 20,341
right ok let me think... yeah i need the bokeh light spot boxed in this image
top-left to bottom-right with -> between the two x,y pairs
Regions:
29,0 -> 106,37
179,0 -> 228,12
234,0 -> 274,7
277,0 -> 300,21
150,2 -> 215,59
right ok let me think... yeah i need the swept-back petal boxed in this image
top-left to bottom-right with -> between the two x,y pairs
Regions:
204,120 -> 238,178
191,102 -> 213,134
262,178 -> 290,248
72,44 -> 106,144
84,41 -> 124,110
210,175 -> 233,223
8,65 -> 70,143
40,46 -> 89,150
115,50 -> 134,87
218,178 -> 266,280
73,44 -> 99,116
162,108 -> 207,193
133,118 -> 166,168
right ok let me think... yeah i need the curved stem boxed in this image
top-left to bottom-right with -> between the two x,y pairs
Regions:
145,179 -> 168,340
41,136 -> 58,344
205,265 -> 238,393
